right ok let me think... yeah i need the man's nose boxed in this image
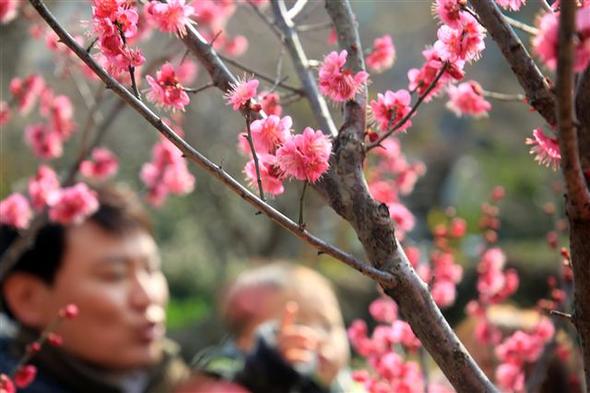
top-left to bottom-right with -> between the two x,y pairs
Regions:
129,270 -> 154,311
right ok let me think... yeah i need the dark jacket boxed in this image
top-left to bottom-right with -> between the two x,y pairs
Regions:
0,329 -> 189,393
193,325 -> 348,393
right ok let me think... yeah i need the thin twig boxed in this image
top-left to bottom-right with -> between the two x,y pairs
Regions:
482,90 -> 526,102
286,0 -> 308,20
218,54 -> 304,95
503,15 -> 539,36
368,63 -> 449,151
469,0 -> 556,126
27,0 -> 397,288
296,21 -> 333,33
550,309 -> 573,322
298,181 -> 308,227
272,0 -> 338,137
85,36 -> 98,53
183,82 -> 215,95
244,112 -> 265,201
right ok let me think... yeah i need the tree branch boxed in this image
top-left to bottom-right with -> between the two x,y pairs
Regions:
555,3 -> 590,220
469,0 -> 557,126
27,0 -> 395,288
271,0 -> 338,137
575,65 -> 590,173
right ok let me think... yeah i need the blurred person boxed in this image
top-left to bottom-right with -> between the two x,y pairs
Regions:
194,261 -> 353,393
0,185 -> 190,392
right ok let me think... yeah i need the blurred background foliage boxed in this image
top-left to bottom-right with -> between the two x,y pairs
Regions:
1,0 -> 563,360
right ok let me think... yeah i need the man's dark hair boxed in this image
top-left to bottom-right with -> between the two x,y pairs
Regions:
0,184 -> 152,293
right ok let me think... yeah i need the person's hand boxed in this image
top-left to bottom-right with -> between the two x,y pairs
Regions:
276,302 -> 319,366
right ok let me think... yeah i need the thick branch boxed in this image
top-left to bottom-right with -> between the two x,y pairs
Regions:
27,0 -> 394,288
557,3 -> 590,388
556,3 -> 590,220
470,0 -> 557,126
324,0 -> 367,140
271,0 -> 338,137
575,65 -> 590,172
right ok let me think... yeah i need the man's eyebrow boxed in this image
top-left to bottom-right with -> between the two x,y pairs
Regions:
95,255 -> 130,265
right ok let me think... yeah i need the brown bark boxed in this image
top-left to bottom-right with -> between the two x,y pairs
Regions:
470,0 -> 557,127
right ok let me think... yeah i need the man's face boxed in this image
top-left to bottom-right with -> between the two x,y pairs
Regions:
39,221 -> 169,370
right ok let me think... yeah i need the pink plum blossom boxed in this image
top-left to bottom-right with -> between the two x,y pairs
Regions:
146,63 -> 191,111
366,35 -> 396,73
225,77 -> 259,111
0,101 -> 10,126
140,138 -> 195,206
25,123 -> 63,159
244,153 -> 285,196
28,165 -> 60,210
433,0 -> 465,29
370,89 -> 412,133
0,193 -> 32,229
276,128 -> 332,183
388,202 -> 415,239
533,8 -> 590,72
318,50 -> 369,102
80,148 -> 119,181
526,127 -> 561,170
369,297 -> 398,324
495,0 -> 526,11
10,75 -> 45,115
434,13 -> 485,63
408,46 -> 465,102
446,80 -> 491,117
259,91 -> 282,116
145,0 -> 195,37
0,0 -> 20,24
48,183 -> 99,225
249,115 -> 293,154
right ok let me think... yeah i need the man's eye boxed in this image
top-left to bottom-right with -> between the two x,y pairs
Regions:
99,270 -> 127,281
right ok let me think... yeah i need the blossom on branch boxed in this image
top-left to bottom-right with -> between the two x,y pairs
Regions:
433,0 -> 465,29
495,0 -> 526,11
366,35 -> 396,73
225,77 -> 259,111
369,89 -> 413,133
408,46 -> 464,102
249,115 -> 293,154
80,148 -> 119,181
244,153 -> 285,196
146,63 -> 191,111
145,0 -> 195,37
525,127 -> 561,170
28,165 -> 60,210
318,50 -> 369,102
434,13 -> 486,63
0,193 -> 32,229
48,183 -> 99,225
446,81 -> 491,118
25,123 -> 63,159
276,128 -> 332,183
10,75 -> 45,115
0,0 -> 19,24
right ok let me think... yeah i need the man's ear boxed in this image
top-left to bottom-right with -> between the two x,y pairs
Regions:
2,272 -> 51,329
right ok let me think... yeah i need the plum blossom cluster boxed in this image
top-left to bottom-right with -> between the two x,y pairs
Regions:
369,89 -> 413,135
0,167 -> 99,229
466,189 -> 520,347
526,127 -> 561,170
367,138 -> 426,239
318,50 -> 369,102
533,4 -> 590,73
365,35 -> 396,73
495,318 -> 555,392
348,297 -> 452,393
0,304 -> 78,393
3,75 -> 76,160
80,148 -> 119,181
89,0 -> 145,78
238,116 -> 332,195
140,132 -> 195,207
446,80 -> 492,118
